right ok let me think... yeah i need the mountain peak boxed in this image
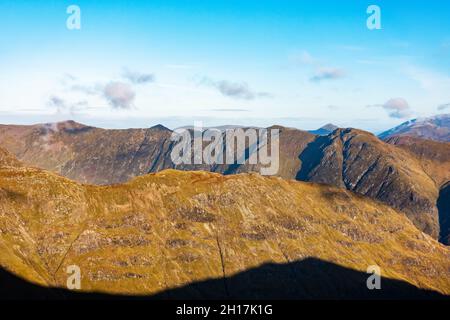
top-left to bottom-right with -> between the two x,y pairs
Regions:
321,123 -> 339,131
309,123 -> 339,136
150,124 -> 171,132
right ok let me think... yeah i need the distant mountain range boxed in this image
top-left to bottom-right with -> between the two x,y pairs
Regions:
379,114 -> 450,142
0,150 -> 449,298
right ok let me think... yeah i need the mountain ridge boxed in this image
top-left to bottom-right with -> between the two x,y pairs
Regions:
0,121 -> 448,241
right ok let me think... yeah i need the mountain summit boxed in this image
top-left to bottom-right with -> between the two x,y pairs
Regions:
309,123 -> 339,136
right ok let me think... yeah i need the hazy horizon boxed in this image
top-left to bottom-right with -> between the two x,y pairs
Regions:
2,112 -> 449,134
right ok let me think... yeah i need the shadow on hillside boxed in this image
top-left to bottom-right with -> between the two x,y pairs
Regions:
296,136 -> 330,181
438,182 -> 450,245
0,258 -> 447,300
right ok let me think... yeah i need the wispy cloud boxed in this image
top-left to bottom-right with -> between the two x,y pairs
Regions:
61,73 -> 103,97
60,73 -> 77,86
122,69 -> 155,84
48,95 -> 66,110
47,95 -> 89,115
291,50 -> 346,83
201,77 -> 271,100
70,83 -> 101,95
291,50 -> 318,65
310,68 -> 345,82
437,103 -> 450,111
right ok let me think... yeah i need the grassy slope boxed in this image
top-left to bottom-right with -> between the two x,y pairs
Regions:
0,163 -> 449,296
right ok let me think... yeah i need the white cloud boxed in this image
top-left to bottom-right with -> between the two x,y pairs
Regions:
382,98 -> 412,119
103,82 -> 136,109
60,72 -> 144,109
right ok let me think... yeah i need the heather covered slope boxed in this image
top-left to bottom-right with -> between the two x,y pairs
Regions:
0,158 -> 449,297
0,148 -> 22,168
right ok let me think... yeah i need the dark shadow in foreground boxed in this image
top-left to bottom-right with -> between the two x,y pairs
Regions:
0,258 -> 448,300
438,182 -> 450,245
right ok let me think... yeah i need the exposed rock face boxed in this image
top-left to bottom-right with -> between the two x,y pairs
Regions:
0,159 -> 449,298
297,129 -> 441,239
379,114 -> 450,142
0,121 -> 449,240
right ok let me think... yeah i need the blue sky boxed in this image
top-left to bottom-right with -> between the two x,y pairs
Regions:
0,0 -> 449,132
